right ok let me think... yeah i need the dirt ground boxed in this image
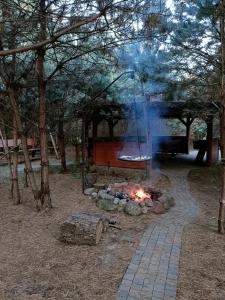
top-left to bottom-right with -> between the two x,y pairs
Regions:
177,166 -> 225,300
0,167 -> 170,300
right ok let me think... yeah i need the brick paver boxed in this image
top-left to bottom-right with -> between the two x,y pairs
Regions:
117,167 -> 199,300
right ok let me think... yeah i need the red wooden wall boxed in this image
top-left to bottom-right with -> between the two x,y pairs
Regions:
0,138 -> 35,148
94,141 -> 147,169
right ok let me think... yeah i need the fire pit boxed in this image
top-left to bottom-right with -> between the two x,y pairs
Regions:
84,181 -> 175,216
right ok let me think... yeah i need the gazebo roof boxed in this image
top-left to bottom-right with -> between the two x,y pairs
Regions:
85,100 -> 218,121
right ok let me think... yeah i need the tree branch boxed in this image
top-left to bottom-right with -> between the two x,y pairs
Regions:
0,13 -> 101,57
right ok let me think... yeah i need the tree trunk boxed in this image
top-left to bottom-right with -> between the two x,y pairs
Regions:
58,106 -> 67,172
219,109 -> 225,233
49,131 -> 59,159
75,144 -> 80,167
81,117 -> 86,192
8,87 -> 41,209
12,115 -> 21,205
0,124 -> 13,196
37,0 -> 52,209
219,8 -> 225,234
24,167 -> 29,188
37,48 -> 52,209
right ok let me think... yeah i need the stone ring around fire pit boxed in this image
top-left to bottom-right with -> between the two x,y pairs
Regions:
84,182 -> 175,216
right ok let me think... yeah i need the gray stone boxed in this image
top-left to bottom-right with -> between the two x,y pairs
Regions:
91,192 -> 98,199
84,187 -> 97,195
113,197 -> 120,205
139,202 -> 145,208
150,201 -> 165,214
159,196 -> 175,210
97,198 -> 118,211
142,207 -> 149,214
114,182 -> 128,187
119,198 -> 127,206
124,201 -> 142,216
101,193 -> 115,201
98,190 -> 115,201
164,200 -> 171,210
98,189 -> 107,197
168,196 -> 176,207
117,206 -> 124,212
145,199 -> 153,207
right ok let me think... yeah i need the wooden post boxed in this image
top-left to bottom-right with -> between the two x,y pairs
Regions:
186,117 -> 194,154
179,116 -> 194,154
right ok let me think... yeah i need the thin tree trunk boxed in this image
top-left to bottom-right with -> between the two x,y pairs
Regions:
24,167 -> 29,188
219,7 -> 225,234
8,87 -> 41,210
49,131 -> 59,159
58,106 -> 67,172
219,109 -> 225,233
12,115 -> 21,205
37,48 -> 52,208
37,0 -> 52,209
81,117 -> 86,193
0,125 -> 13,195
75,144 -> 80,167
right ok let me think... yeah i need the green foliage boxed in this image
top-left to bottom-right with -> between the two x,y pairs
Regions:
191,119 -> 207,140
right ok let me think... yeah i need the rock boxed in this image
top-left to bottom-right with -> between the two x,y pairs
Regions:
144,200 -> 153,207
113,198 -> 120,205
98,189 -> 107,197
168,196 -> 176,207
142,207 -> 149,214
106,185 -> 112,193
150,201 -> 165,214
139,201 -> 145,208
117,206 -> 124,212
118,198 -> 127,206
114,192 -> 125,199
158,195 -> 175,210
91,192 -> 98,199
163,200 -> 170,210
99,193 -> 114,201
158,195 -> 167,203
84,187 -> 97,195
93,183 -> 106,191
113,182 -> 128,187
124,201 -> 142,216
97,198 -> 118,211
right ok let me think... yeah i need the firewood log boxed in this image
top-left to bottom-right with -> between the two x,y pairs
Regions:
60,213 -> 103,245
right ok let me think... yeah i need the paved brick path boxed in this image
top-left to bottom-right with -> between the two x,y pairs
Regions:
117,168 -> 199,300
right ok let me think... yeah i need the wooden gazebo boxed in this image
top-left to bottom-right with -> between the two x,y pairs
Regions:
79,100 -> 219,169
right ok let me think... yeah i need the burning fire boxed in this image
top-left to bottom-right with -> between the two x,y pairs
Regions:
134,189 -> 151,202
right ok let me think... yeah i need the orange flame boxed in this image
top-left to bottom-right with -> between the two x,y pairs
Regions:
134,189 -> 151,202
